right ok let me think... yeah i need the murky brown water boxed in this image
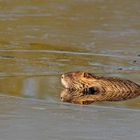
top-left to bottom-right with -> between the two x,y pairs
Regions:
0,0 -> 140,139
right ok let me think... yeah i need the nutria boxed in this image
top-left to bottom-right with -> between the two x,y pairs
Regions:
61,71 -> 140,104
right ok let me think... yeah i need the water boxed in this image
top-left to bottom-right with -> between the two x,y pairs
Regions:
0,95 -> 140,140
0,0 -> 140,139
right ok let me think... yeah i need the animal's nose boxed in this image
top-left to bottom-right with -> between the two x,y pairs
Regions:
61,74 -> 64,79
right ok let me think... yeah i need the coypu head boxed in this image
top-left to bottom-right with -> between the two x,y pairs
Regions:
61,71 -> 94,90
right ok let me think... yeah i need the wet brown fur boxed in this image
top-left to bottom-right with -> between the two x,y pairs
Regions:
61,71 -> 140,104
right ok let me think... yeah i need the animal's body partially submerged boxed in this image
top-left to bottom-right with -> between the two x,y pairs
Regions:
61,71 -> 140,104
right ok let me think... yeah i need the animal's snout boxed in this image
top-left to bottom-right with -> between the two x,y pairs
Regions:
61,74 -> 64,79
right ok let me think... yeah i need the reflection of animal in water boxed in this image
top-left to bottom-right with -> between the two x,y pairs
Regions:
61,71 -> 140,104
60,89 -> 98,104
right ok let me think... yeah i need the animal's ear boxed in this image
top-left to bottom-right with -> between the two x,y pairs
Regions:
82,72 -> 93,78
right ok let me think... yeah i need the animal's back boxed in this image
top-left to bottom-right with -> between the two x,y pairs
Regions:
95,76 -> 140,93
